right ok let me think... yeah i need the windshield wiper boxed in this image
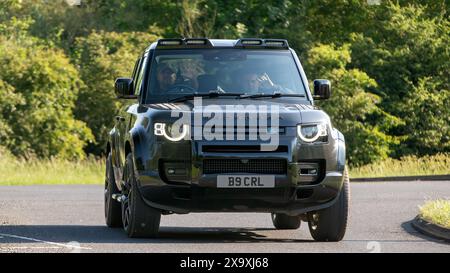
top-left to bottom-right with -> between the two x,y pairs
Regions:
168,91 -> 242,103
239,92 -> 305,99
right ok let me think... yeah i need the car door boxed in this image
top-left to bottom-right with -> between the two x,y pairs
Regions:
116,53 -> 150,179
113,56 -> 143,184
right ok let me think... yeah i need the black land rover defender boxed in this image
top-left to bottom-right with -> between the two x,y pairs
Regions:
105,38 -> 349,241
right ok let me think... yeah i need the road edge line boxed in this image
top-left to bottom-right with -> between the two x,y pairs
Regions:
351,174 -> 450,182
0,232 -> 92,250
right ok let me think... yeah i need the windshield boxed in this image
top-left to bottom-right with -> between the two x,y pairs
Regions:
145,49 -> 306,103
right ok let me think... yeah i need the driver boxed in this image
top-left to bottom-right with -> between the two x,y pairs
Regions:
237,71 -> 277,93
240,72 -> 260,93
156,63 -> 176,92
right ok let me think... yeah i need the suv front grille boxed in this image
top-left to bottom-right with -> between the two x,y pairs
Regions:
202,145 -> 288,153
203,159 -> 287,175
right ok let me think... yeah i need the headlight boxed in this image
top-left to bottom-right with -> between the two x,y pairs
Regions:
154,123 -> 189,141
297,123 -> 328,143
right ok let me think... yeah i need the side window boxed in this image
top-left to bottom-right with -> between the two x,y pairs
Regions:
134,54 -> 148,96
131,58 -> 141,82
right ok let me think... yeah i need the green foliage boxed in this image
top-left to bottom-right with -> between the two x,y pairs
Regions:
349,3 -> 450,158
292,0 -> 376,45
0,80 -> 23,142
305,44 -> 399,165
0,146 -> 104,185
172,0 -> 296,39
400,78 -> 450,155
419,199 -> 450,229
351,4 -> 449,102
0,0 -> 448,167
350,153 -> 450,178
0,20 -> 93,159
72,30 -> 159,154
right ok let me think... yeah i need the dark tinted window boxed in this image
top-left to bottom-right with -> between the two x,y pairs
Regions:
145,49 -> 305,103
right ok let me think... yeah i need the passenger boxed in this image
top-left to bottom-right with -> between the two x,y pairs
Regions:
156,63 -> 176,92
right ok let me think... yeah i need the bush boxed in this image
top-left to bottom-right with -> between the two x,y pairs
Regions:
304,43 -> 399,166
72,30 -> 159,154
400,78 -> 450,155
349,3 -> 450,157
0,1 -> 448,166
0,19 -> 93,159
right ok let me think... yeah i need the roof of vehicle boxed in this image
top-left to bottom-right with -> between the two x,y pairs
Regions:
147,38 -> 290,52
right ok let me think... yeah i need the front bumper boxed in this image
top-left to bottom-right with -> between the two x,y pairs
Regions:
138,172 -> 343,215
134,129 -> 346,215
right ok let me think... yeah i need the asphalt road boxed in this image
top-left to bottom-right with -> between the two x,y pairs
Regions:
0,181 -> 449,253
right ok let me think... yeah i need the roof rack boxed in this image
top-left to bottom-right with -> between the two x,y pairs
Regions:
155,38 -> 290,50
156,38 -> 213,49
235,38 -> 289,49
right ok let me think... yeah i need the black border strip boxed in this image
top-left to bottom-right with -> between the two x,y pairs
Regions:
411,215 -> 450,242
351,175 -> 450,182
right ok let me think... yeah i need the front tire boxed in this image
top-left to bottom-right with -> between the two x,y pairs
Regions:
271,213 -> 301,230
307,166 -> 350,242
105,153 -> 122,227
122,153 -> 161,238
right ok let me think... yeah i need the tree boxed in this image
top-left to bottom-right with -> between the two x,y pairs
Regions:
72,30 -> 159,154
1,0 -> 448,164
0,19 -> 93,159
0,80 -> 24,146
350,3 -> 450,157
304,43 -> 399,166
400,78 -> 450,155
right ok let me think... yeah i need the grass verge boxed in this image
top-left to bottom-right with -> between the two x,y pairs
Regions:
419,199 -> 450,229
0,152 -> 105,185
350,153 -> 450,178
1,150 -> 449,185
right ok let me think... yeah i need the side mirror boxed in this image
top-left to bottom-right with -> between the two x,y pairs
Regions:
313,79 -> 331,100
115,78 -> 136,99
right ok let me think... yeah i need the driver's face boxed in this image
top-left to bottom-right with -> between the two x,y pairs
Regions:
242,73 -> 260,92
157,67 -> 176,89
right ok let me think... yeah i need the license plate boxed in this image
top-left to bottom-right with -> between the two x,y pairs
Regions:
217,175 -> 275,188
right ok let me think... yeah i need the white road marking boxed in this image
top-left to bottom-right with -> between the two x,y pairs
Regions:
0,232 -> 92,250
1,246 -> 62,250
